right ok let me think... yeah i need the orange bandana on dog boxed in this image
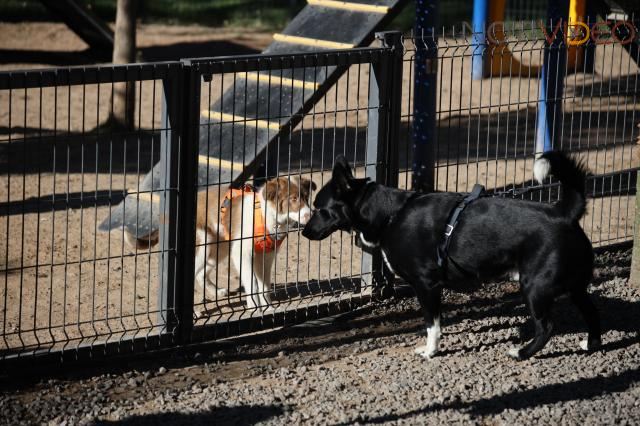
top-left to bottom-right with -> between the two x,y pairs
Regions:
220,185 -> 285,253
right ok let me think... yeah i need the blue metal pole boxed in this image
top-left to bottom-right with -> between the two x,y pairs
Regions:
413,0 -> 438,192
534,68 -> 552,153
535,0 -> 569,154
471,0 -> 488,80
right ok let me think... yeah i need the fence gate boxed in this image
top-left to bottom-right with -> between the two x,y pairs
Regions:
0,41 -> 403,365
174,44 -> 403,345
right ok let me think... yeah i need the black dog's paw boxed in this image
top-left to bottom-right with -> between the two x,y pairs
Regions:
507,347 -> 522,360
517,324 -> 531,341
372,284 -> 395,301
579,337 -> 602,351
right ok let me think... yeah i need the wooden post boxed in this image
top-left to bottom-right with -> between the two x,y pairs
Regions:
111,0 -> 137,129
629,172 -> 640,287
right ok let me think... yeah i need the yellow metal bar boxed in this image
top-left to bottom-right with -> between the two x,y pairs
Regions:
244,72 -> 319,90
198,155 -> 244,172
486,0 -> 541,77
567,0 -> 586,70
569,0 -> 585,23
307,0 -> 389,14
201,110 -> 281,131
272,33 -> 354,50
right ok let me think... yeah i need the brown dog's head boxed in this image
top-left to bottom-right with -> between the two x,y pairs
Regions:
264,176 -> 316,226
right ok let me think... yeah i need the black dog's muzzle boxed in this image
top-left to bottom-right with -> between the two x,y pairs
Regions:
302,208 -> 347,240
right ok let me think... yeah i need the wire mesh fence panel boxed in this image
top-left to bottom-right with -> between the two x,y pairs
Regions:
1,22 -> 638,363
402,22 -> 640,247
0,64 -> 181,360
185,49 -> 389,340
0,48 -> 393,362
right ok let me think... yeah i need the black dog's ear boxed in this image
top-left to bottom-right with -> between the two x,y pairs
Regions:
334,155 -> 353,176
332,155 -> 354,194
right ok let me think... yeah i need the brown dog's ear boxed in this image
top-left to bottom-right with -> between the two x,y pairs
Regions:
333,155 -> 354,195
301,177 -> 317,192
265,179 -> 278,202
299,178 -> 317,201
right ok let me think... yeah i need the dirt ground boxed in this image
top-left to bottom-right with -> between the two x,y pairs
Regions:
0,249 -> 638,425
0,22 -> 273,71
0,22 -> 368,354
1,22 -> 639,356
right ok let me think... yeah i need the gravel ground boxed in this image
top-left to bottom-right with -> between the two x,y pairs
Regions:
1,248 -> 639,425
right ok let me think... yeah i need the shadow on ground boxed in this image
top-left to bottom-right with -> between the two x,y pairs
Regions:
338,366 -> 640,425
97,404 -> 285,426
0,40 -> 260,67
141,40 -> 260,62
3,273 -> 637,390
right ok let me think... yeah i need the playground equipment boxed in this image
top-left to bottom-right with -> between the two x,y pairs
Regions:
533,0 -> 639,152
40,0 -> 113,55
473,0 -> 640,152
99,0 -> 409,237
472,0 -> 590,80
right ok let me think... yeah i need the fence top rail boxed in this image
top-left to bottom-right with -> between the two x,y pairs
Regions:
0,45 -> 390,91
0,61 -> 182,90
185,46 -> 389,75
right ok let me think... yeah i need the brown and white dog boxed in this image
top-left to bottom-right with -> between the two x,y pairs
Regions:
194,176 -> 315,310
125,176 -> 315,311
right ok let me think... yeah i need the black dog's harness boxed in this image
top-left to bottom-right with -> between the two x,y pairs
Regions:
436,184 -> 485,278
354,180 -> 543,281
436,183 -> 550,279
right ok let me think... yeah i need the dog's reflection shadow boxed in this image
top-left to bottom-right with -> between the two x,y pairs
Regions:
195,277 -> 362,317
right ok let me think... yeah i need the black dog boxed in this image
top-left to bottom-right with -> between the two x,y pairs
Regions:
302,152 -> 601,360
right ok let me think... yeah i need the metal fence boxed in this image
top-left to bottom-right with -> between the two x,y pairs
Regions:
0,45 -> 398,364
0,63 -> 182,361
1,24 -> 638,365
401,23 -> 639,247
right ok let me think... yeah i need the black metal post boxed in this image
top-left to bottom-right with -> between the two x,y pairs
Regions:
583,0 -> 598,73
362,31 -> 403,299
381,31 -> 403,190
173,61 -> 199,343
613,15 -> 640,68
158,67 -> 182,334
413,0 -> 438,192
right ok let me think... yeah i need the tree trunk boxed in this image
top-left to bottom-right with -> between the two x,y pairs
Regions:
111,0 -> 137,129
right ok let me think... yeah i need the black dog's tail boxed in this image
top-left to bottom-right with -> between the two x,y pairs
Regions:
534,151 -> 588,223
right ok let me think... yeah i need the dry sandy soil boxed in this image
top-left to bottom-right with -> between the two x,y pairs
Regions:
0,22 -> 639,356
